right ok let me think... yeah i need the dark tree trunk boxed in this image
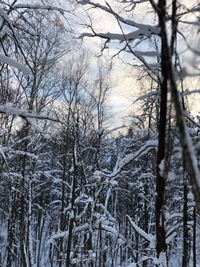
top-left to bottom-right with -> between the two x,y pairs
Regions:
143,184 -> 149,267
193,206 -> 196,267
6,201 -> 15,267
20,153 -> 28,267
155,0 -> 168,258
66,150 -> 77,267
182,182 -> 189,267
58,157 -> 67,267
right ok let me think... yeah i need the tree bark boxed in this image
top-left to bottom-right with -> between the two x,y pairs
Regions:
66,148 -> 77,267
155,0 -> 168,259
182,182 -> 189,267
193,207 -> 196,267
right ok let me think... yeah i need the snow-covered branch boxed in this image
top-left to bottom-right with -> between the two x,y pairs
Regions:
0,53 -> 32,76
108,139 -> 158,178
77,0 -> 158,35
0,104 -> 59,123
79,29 -> 150,42
0,7 -> 13,26
12,4 -> 67,14
127,215 -> 155,247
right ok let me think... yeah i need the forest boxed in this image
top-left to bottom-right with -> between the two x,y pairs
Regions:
0,0 -> 199,266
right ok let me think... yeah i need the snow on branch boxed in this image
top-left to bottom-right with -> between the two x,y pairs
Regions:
135,88 -> 200,105
0,53 -> 32,76
0,7 -> 12,26
14,150 -> 39,160
0,104 -> 59,123
26,118 -> 43,133
48,231 -> 68,244
77,0 -> 158,36
108,139 -> 158,178
134,50 -> 160,57
0,145 -> 6,162
182,89 -> 200,97
12,4 -> 67,15
90,140 -> 157,180
134,89 -> 160,103
185,112 -> 200,129
120,0 -> 148,3
126,263 -> 137,267
48,223 -> 90,244
79,29 -> 149,42
127,215 -> 155,248
166,232 -> 177,244
101,224 -> 118,235
78,0 -> 159,50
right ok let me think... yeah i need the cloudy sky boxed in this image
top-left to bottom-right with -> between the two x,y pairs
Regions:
76,0 -> 200,128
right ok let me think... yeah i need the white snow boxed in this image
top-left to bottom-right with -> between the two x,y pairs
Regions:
109,139 -> 158,178
0,103 -> 58,122
127,215 -> 155,247
13,4 -> 66,14
126,263 -> 136,267
0,7 -> 13,26
0,53 -> 32,75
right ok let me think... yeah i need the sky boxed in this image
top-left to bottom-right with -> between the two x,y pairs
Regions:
76,0 -> 200,128
77,1 -> 151,128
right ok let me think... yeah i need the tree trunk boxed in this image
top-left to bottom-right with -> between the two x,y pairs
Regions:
182,182 -> 189,267
66,150 -> 77,267
155,0 -> 168,259
20,156 -> 27,267
6,199 -> 15,267
193,206 -> 196,267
